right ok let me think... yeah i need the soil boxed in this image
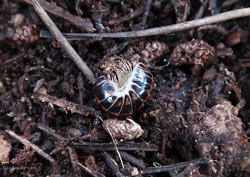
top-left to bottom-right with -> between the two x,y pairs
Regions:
0,0 -> 249,177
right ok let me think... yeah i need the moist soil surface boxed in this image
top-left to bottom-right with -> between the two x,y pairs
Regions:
0,0 -> 250,177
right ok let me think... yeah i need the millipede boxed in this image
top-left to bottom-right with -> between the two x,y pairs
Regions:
93,58 -> 154,116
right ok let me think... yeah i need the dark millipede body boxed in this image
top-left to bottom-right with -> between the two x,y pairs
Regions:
94,59 -> 154,116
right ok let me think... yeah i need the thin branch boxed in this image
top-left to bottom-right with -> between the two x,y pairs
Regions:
108,6 -> 144,26
40,7 -> 250,39
221,0 -> 242,9
77,162 -> 106,177
194,0 -> 208,20
21,0 -> 95,32
31,0 -> 96,84
37,123 -> 66,141
33,92 -> 97,116
72,142 -> 158,151
119,152 -> 145,168
140,0 -> 152,27
141,158 -> 210,174
5,130 -> 56,164
103,152 -> 124,177
68,147 -> 81,177
106,127 -> 124,169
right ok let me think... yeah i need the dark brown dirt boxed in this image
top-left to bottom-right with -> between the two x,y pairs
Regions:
0,0 -> 249,177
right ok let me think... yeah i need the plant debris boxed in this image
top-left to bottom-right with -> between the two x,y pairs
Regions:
0,0 -> 249,176
0,135 -> 12,164
102,118 -> 144,140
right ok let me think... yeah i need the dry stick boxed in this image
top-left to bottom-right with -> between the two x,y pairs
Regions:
5,130 -> 57,168
33,92 -> 97,116
41,7 -> 250,39
221,0 -> 242,9
31,0 -> 96,84
22,0 -> 95,32
108,6 -> 144,26
2,53 -> 26,65
119,152 -> 145,168
37,123 -> 72,155
104,152 -> 124,177
37,123 -> 66,141
72,142 -> 158,151
141,158 -> 210,174
194,0 -> 208,20
106,127 -> 125,169
68,147 -> 81,177
140,0 -> 152,27
175,163 -> 195,177
37,123 -> 80,156
77,162 -> 106,177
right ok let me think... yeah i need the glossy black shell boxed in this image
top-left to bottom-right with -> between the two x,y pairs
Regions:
94,62 -> 154,116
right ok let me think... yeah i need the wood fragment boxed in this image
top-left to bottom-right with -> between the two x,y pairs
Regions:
68,147 -> 81,177
37,123 -> 78,155
221,0 -> 241,9
2,53 -> 26,65
104,123 -> 125,169
33,78 -> 45,93
31,0 -> 96,84
0,135 -> 12,164
72,142 -> 158,152
37,123 -> 66,142
21,0 -> 95,32
108,7 -> 144,26
33,92 -> 98,116
194,0 -> 208,20
140,0 -> 152,27
120,152 -> 145,168
104,152 -> 124,177
5,130 -> 59,172
77,162 -> 106,177
77,73 -> 84,105
141,158 -> 210,174
40,7 -> 250,39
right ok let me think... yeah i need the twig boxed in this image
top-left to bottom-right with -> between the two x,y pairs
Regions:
209,0 -> 220,15
108,7 -> 144,26
5,130 -> 57,168
72,142 -> 158,151
175,163 -> 196,177
33,92 -> 98,116
2,53 -> 26,65
68,147 -> 81,177
77,162 -> 106,177
221,0 -> 242,9
207,118 -> 232,131
141,158 -> 210,174
21,0 -> 95,32
37,123 -> 78,155
194,0 -> 208,20
31,0 -> 96,84
40,30 -> 91,40
77,73 -> 85,105
140,0 -> 152,27
37,123 -> 66,141
120,152 -> 145,168
106,127 -> 124,169
33,78 -> 45,93
103,152 -> 124,177
40,7 -> 250,39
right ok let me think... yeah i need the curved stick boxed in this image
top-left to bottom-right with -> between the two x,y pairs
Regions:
42,7 -> 250,39
32,0 -> 96,84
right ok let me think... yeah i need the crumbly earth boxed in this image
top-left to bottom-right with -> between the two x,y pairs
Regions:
0,0 -> 249,176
